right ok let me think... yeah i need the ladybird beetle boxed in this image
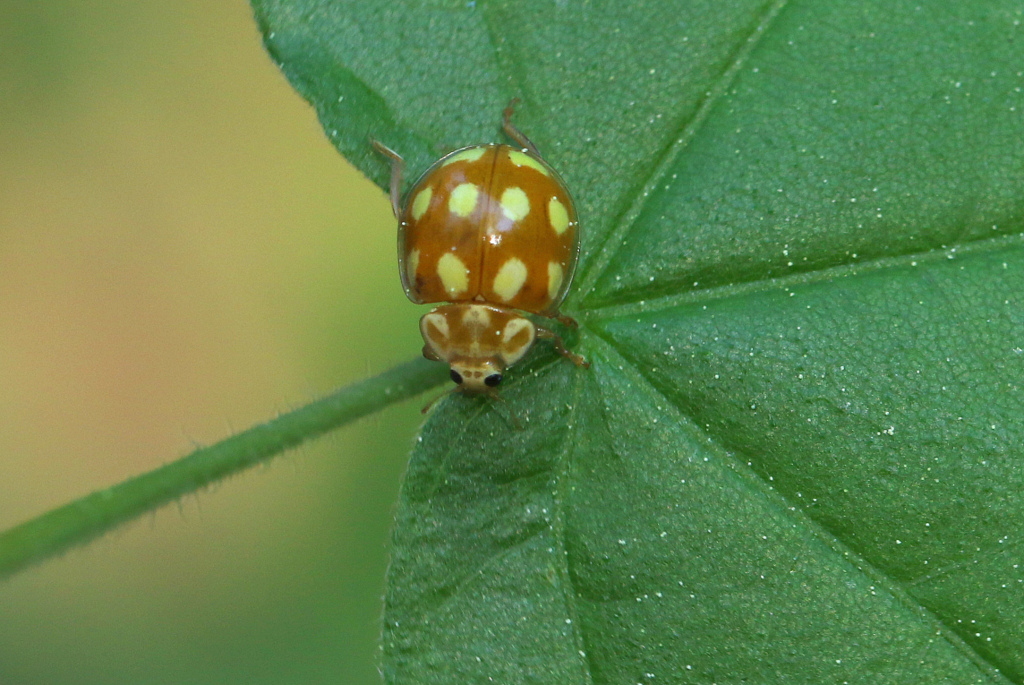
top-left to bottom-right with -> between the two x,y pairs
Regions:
374,101 -> 588,395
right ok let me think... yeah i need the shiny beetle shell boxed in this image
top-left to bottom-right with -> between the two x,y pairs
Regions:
398,144 -> 579,316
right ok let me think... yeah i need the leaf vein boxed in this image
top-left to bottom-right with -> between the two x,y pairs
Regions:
576,0 -> 792,300
585,231 -> 1024,321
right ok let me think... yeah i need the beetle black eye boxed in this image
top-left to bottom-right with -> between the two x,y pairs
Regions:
484,373 -> 503,387
450,370 -> 464,385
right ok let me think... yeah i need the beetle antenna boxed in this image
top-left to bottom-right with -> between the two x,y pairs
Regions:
480,391 -> 522,430
420,387 -> 455,414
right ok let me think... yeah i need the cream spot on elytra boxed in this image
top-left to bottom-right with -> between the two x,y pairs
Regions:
492,257 -> 528,302
442,147 -> 487,166
508,150 -> 549,176
411,188 -> 432,220
547,261 -> 564,301
437,253 -> 469,296
448,183 -> 480,218
405,249 -> 420,288
548,197 -> 570,235
500,187 -> 530,222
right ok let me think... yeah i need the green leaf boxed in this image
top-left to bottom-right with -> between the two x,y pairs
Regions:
254,0 -> 1024,682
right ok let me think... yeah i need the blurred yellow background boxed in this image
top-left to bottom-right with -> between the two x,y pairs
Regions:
0,1 -> 424,683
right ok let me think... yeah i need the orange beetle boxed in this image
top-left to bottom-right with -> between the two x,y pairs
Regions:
375,102 -> 588,395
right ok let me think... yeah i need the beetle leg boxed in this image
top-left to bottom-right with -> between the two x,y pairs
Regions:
371,139 -> 404,219
536,325 -> 589,368
538,310 -> 579,329
502,98 -> 542,158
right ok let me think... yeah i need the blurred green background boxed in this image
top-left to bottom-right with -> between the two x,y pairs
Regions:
0,1 -> 425,683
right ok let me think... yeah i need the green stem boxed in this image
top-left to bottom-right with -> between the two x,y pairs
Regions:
0,357 -> 447,580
